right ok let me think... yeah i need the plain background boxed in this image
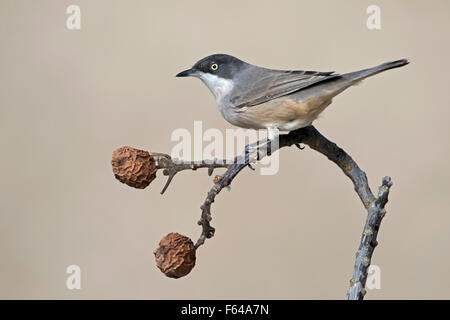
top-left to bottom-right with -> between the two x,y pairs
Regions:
1,0 -> 449,299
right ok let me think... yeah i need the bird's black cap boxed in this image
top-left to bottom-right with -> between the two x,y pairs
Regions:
176,54 -> 247,79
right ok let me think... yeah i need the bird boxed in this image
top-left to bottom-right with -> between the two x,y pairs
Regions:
176,54 -> 408,140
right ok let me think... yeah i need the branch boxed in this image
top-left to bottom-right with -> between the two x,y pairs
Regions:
193,126 -> 392,300
152,153 -> 229,194
347,176 -> 392,299
112,126 -> 393,299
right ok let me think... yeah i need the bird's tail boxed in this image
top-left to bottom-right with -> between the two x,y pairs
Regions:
342,59 -> 409,82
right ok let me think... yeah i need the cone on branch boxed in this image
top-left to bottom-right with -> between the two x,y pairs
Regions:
111,146 -> 157,189
154,232 -> 196,278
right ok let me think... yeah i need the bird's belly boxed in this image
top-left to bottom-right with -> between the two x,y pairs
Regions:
231,94 -> 332,131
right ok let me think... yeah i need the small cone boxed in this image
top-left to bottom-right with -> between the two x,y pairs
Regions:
154,233 -> 196,278
111,146 -> 156,189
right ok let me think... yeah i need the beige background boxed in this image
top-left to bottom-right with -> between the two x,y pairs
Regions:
0,0 -> 449,299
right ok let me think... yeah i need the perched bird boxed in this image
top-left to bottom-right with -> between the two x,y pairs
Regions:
176,54 -> 408,140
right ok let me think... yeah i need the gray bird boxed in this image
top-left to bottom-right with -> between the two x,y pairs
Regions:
176,54 -> 408,140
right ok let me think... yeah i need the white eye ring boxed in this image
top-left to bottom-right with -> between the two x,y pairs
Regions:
211,63 -> 218,71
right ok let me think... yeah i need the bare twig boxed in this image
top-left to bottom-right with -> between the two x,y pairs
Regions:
151,153 -> 229,194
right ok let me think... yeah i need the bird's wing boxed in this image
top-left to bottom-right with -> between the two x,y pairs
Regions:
231,69 -> 341,108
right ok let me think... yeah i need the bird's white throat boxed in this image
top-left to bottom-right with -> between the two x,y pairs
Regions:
198,72 -> 234,103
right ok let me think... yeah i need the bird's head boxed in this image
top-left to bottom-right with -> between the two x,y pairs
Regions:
176,54 -> 248,101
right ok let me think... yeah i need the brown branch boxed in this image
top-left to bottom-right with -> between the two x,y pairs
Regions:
151,153 -> 229,194
192,126 -> 392,300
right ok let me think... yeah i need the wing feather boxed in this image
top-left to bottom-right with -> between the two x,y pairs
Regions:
231,69 -> 340,108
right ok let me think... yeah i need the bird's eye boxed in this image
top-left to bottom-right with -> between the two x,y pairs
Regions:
210,63 -> 218,71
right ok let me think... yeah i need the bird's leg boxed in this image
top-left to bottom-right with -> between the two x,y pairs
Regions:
245,136 -> 269,152
267,127 -> 279,141
243,127 -> 279,160
266,127 -> 280,156
244,138 -> 269,157
245,127 -> 279,153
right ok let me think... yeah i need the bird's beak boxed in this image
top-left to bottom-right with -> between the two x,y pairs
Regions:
176,68 -> 198,77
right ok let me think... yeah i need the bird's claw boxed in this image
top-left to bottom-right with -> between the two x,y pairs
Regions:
295,143 -> 305,150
